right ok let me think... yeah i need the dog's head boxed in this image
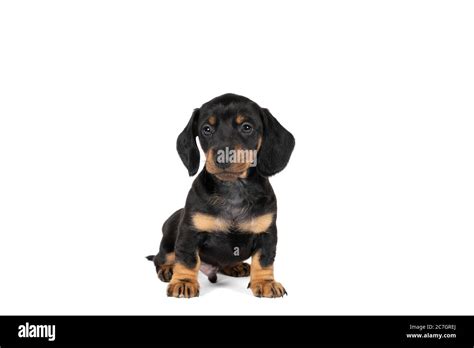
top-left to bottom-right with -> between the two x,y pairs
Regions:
176,93 -> 295,181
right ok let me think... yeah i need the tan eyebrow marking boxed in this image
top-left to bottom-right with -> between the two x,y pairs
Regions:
208,116 -> 216,125
235,114 -> 246,124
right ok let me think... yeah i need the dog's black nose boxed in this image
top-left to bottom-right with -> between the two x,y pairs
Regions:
214,156 -> 231,169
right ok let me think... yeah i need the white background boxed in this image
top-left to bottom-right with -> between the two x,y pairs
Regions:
1,0 -> 473,315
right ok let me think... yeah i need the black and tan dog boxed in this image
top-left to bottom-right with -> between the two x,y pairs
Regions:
147,93 -> 294,298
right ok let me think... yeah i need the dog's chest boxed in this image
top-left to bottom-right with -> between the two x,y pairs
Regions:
194,191 -> 273,234
194,184 -> 273,266
199,231 -> 255,267
220,193 -> 251,221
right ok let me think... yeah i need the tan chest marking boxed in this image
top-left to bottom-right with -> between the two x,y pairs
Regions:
192,212 -> 273,234
237,213 -> 273,233
192,213 -> 231,232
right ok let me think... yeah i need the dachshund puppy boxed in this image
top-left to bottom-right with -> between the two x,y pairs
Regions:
147,93 -> 295,298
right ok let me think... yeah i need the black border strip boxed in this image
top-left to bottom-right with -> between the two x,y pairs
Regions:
0,316 -> 473,346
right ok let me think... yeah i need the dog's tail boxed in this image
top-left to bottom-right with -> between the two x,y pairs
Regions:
145,255 -> 155,261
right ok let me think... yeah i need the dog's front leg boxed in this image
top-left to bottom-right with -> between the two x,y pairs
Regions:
167,222 -> 201,298
249,226 -> 287,298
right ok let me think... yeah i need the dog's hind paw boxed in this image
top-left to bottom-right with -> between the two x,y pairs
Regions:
220,262 -> 251,277
157,264 -> 174,282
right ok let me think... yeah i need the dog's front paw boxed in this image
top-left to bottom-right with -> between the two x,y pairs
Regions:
167,279 -> 200,298
157,264 -> 174,282
248,280 -> 287,298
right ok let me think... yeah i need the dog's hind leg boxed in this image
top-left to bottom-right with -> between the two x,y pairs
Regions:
146,208 -> 183,282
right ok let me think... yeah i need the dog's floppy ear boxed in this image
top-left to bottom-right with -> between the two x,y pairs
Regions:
176,108 -> 200,176
257,108 -> 295,177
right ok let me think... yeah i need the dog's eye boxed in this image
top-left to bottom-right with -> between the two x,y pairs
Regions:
202,125 -> 214,136
241,123 -> 253,134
